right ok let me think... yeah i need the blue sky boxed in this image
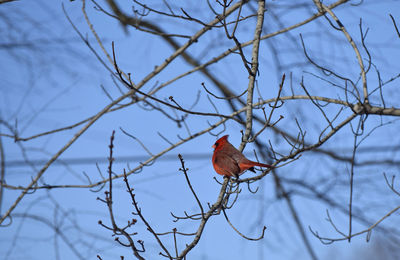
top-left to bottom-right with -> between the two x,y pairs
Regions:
1,0 -> 400,259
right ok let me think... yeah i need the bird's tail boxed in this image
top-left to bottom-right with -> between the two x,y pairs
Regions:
251,161 -> 273,168
239,161 -> 273,172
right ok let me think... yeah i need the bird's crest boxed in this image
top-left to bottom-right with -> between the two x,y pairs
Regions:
212,135 -> 229,149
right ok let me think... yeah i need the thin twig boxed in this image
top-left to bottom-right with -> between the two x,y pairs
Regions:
178,154 -> 204,218
222,207 -> 266,241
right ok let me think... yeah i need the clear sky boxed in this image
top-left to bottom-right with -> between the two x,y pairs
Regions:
1,0 -> 400,259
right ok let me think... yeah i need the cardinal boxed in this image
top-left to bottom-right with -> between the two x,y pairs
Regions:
212,135 -> 273,178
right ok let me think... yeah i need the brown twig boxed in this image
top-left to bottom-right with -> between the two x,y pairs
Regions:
177,177 -> 229,259
309,205 -> 400,243
98,130 -> 146,260
123,171 -> 172,258
178,154 -> 204,218
222,207 -> 266,241
389,14 -> 400,38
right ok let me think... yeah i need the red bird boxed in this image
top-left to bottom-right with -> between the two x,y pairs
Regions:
212,135 -> 272,178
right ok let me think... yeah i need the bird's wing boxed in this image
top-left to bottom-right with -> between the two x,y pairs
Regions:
213,151 -> 241,177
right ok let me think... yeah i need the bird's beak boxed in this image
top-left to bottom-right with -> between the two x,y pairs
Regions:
212,144 -> 216,149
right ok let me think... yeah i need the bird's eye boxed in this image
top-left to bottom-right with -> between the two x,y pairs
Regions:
214,142 -> 219,147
